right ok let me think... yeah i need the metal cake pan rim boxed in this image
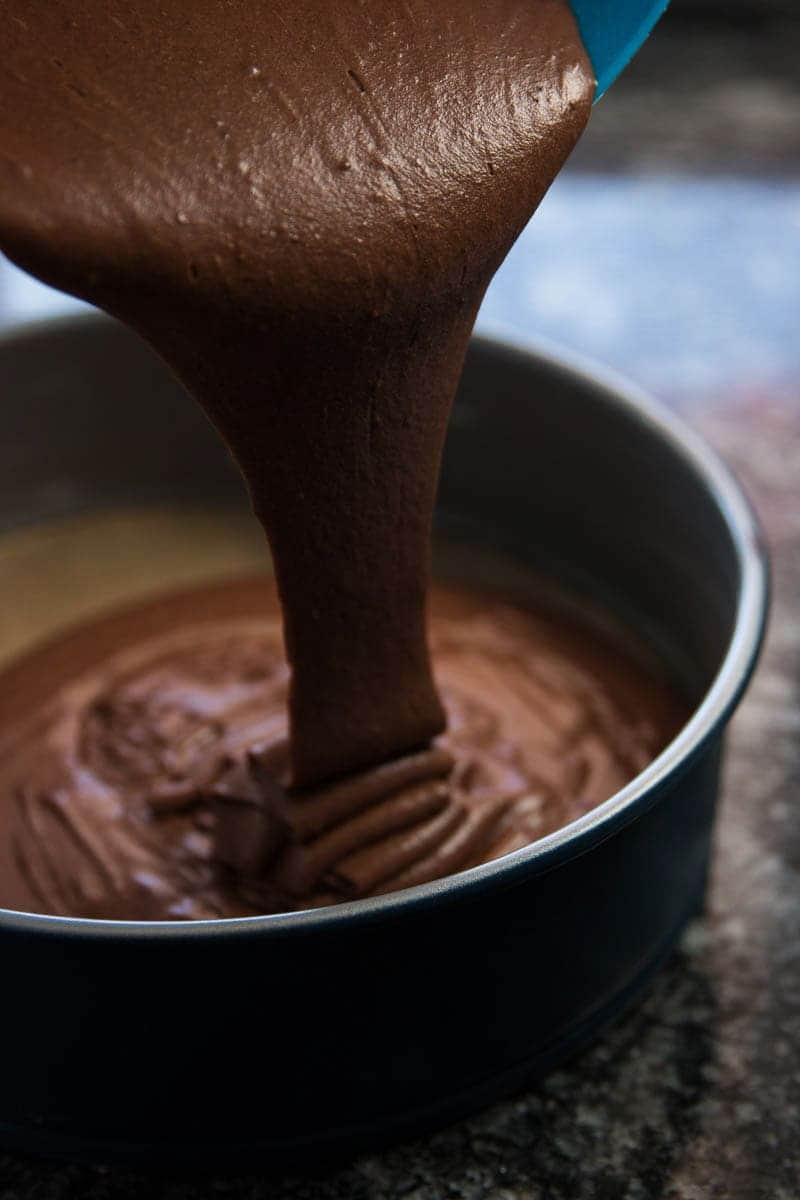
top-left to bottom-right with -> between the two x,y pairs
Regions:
0,313 -> 769,940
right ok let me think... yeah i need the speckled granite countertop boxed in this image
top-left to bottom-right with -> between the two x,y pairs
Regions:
1,9 -> 799,1200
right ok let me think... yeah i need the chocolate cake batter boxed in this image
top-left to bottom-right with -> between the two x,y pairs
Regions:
0,2 -> 682,918
0,576 -> 683,919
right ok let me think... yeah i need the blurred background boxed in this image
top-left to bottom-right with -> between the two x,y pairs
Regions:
1,0 -> 798,414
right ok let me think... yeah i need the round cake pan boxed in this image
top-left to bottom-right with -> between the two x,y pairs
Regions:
0,315 -> 768,1166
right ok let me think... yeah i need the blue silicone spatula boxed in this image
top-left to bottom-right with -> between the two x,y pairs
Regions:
570,0 -> 670,99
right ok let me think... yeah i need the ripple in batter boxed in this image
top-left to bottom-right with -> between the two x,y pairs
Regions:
0,575 -> 686,920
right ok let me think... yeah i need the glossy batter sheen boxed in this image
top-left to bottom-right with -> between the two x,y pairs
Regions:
0,0 -> 593,790
0,578 -> 683,919
0,2 -> 659,919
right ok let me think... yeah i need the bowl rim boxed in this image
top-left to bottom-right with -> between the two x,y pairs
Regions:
0,314 -> 769,941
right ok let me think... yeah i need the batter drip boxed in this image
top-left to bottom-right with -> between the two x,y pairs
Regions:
0,578 -> 683,920
0,0 -> 593,789
0,3 -> 682,921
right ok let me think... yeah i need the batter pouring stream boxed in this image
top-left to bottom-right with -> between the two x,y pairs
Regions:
0,0 -> 593,787
0,3 -> 683,921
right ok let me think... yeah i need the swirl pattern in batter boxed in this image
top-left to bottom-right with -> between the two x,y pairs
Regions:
0,576 -> 685,920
